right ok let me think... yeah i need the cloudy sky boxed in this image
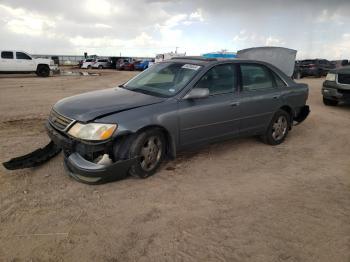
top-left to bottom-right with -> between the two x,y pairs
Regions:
0,0 -> 349,59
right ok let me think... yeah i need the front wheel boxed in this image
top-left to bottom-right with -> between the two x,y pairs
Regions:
261,110 -> 290,145
98,65 -> 103,69
115,129 -> 166,178
36,65 -> 50,77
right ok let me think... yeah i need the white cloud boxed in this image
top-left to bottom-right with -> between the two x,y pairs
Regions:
265,36 -> 285,46
94,23 -> 112,29
233,31 -> 285,49
0,4 -> 56,36
190,9 -> 204,22
84,0 -> 118,17
316,9 -> 344,25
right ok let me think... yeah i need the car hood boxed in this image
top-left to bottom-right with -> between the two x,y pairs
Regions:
53,87 -> 166,122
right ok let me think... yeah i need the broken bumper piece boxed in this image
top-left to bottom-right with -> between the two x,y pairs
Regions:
64,153 -> 138,184
3,141 -> 61,170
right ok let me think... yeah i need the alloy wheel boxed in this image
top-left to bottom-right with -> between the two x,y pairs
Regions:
140,136 -> 162,171
272,115 -> 288,141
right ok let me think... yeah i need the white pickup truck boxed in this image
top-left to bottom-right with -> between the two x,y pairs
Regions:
0,50 -> 57,77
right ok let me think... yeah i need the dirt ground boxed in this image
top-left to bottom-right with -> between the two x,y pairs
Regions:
0,70 -> 349,262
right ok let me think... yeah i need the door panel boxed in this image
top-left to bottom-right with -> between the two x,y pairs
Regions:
178,94 -> 240,146
178,63 -> 240,146
239,90 -> 281,134
238,63 -> 282,135
15,52 -> 35,71
0,51 -> 15,71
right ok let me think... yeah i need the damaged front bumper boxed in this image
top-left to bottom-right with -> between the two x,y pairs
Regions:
46,121 -> 137,184
3,121 -> 137,184
64,153 -> 137,184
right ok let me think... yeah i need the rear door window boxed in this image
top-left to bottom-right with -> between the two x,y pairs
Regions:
16,52 -> 32,60
240,64 -> 275,91
1,51 -> 14,59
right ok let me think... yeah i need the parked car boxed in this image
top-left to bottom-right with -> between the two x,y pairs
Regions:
134,59 -> 154,71
294,59 -> 335,78
118,59 -> 136,71
322,66 -> 350,106
3,57 -> 310,184
0,50 -> 57,77
115,58 -> 133,70
92,59 -> 112,69
81,59 -> 95,69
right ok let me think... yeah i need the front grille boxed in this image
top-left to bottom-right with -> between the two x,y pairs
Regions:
49,109 -> 74,131
337,74 -> 350,85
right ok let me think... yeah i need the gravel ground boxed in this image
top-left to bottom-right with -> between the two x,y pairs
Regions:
0,71 -> 349,262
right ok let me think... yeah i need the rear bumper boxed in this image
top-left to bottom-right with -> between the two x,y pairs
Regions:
294,105 -> 310,125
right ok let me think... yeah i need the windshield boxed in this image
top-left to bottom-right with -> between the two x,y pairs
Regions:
123,62 -> 202,97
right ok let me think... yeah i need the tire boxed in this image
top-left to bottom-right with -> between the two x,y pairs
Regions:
261,110 -> 290,145
36,65 -> 50,77
87,65 -> 91,69
323,97 -> 338,106
115,129 -> 166,178
98,65 -> 103,69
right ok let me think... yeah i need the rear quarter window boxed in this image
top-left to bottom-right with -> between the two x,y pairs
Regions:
273,72 -> 287,87
1,51 -> 14,59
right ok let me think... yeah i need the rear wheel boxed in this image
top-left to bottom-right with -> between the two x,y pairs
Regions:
36,65 -> 50,77
262,110 -> 290,145
115,129 -> 166,178
98,65 -> 103,69
323,97 -> 338,106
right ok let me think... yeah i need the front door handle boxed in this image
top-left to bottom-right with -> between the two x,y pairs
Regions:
273,95 -> 280,99
230,102 -> 240,107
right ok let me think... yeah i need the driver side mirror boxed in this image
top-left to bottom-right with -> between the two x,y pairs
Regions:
183,88 -> 210,100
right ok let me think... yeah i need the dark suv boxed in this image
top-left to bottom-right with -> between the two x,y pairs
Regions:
322,66 -> 350,106
294,59 -> 335,78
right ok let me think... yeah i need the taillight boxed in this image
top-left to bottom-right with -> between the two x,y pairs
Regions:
308,64 -> 316,68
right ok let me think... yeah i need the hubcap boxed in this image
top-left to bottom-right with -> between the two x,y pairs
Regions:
272,115 -> 288,141
140,136 -> 162,171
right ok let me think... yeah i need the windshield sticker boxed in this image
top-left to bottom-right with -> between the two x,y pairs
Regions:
182,64 -> 201,70
169,88 -> 175,93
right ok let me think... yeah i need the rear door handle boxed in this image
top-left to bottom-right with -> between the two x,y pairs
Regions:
273,95 -> 280,99
230,102 -> 240,107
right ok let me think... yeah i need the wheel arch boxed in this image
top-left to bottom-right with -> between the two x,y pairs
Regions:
114,124 -> 176,160
36,63 -> 49,70
135,125 -> 176,159
280,105 -> 294,129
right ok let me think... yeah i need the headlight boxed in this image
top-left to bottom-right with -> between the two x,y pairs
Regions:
326,73 -> 336,81
68,123 -> 117,141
